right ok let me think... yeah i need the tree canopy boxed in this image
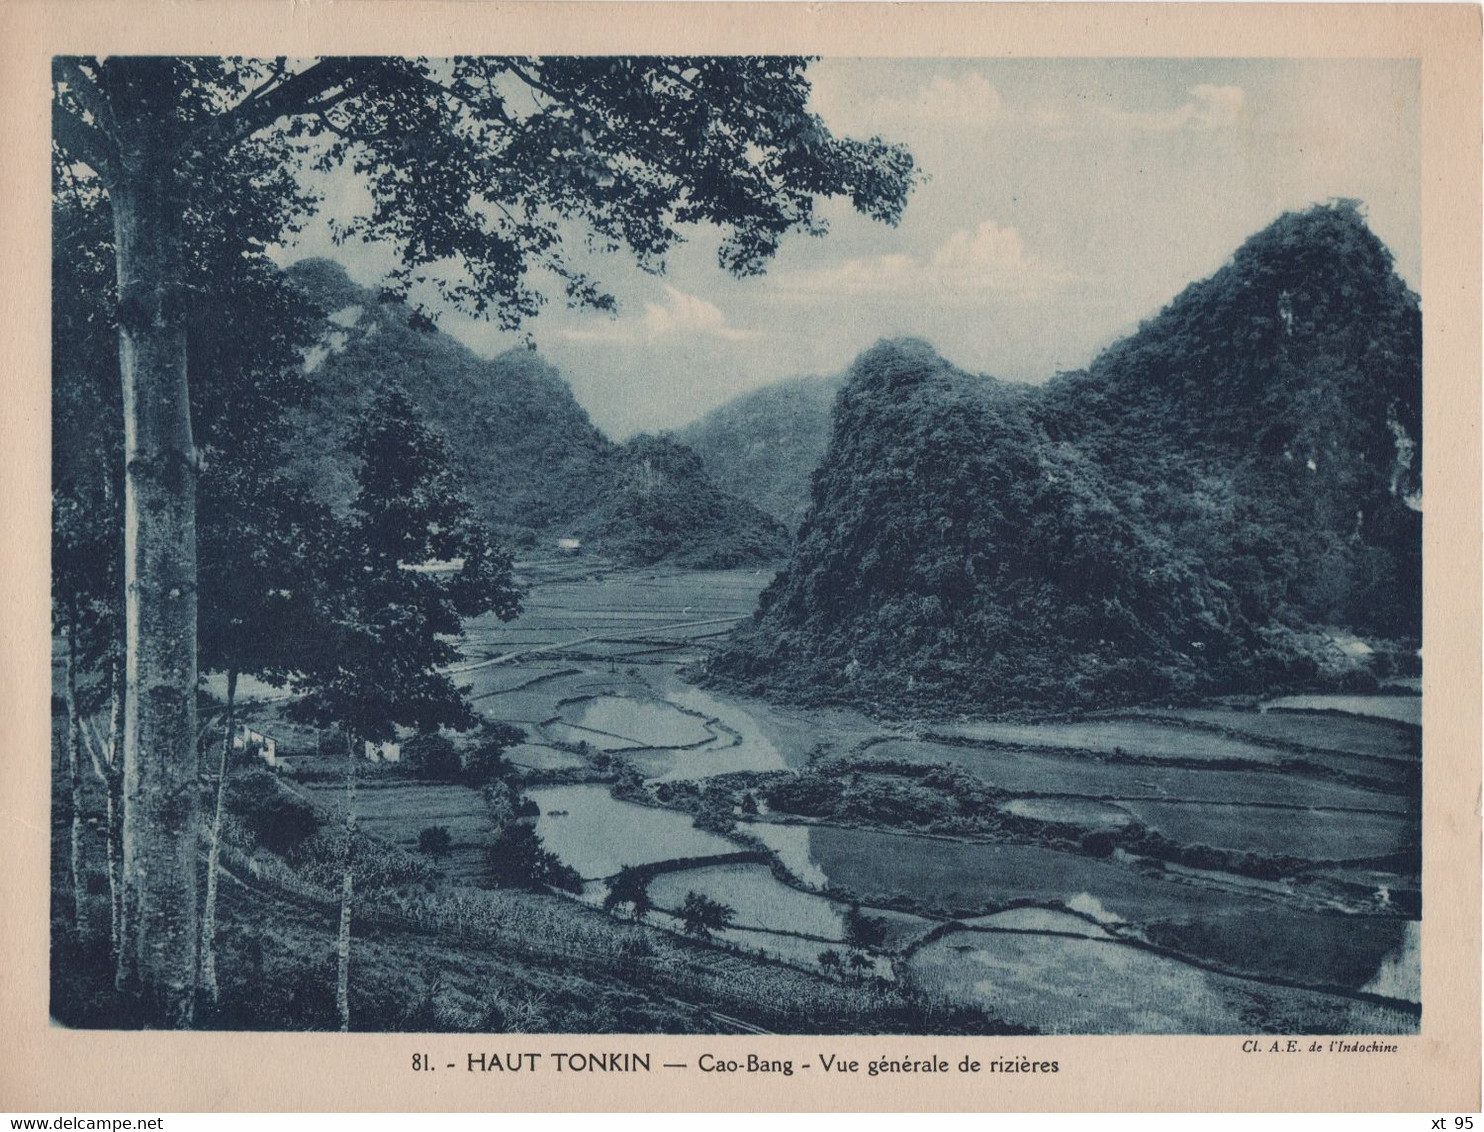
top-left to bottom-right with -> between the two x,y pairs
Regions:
289,387 -> 522,743
52,52 -> 917,1026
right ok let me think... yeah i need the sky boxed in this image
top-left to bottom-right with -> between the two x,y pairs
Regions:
272,58 -> 1420,439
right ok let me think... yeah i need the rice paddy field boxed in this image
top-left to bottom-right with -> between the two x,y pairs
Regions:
928,719 -> 1288,764
864,738 -> 1414,813
1143,707 -> 1420,761
528,783 -> 738,879
906,929 -> 1417,1035
243,560 -> 1422,1034
300,779 -> 497,885
1115,800 -> 1416,860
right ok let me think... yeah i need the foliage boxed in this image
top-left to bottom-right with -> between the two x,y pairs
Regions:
226,771 -> 322,855
198,467 -> 340,691
289,826 -> 436,894
602,865 -> 654,921
1040,200 -> 1421,640
710,338 -> 1281,712
51,54 -> 917,1023
283,261 -> 791,565
486,822 -> 583,894
458,722 -> 525,785
574,434 -> 792,567
843,905 -> 888,949
405,733 -> 462,781
675,372 -> 845,533
678,891 -> 735,939
288,388 -> 523,742
706,205 -> 1420,714
50,178 -> 122,676
417,826 -> 454,859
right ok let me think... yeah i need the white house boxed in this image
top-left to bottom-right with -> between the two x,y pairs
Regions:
233,724 -> 281,768
364,739 -> 402,764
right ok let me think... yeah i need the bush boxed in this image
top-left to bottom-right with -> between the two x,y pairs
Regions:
417,825 -> 453,858
843,905 -> 887,948
486,822 -> 582,893
228,770 -> 321,854
405,732 -> 461,780
602,865 -> 653,920
678,891 -> 734,939
460,722 -> 524,785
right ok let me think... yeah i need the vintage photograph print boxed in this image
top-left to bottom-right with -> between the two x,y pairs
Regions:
50,54 -> 1424,1039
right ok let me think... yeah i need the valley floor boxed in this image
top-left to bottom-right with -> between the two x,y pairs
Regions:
55,557 -> 1422,1035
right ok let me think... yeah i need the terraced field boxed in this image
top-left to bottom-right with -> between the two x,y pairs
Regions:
263,562 -> 1421,1034
865,738 -> 1413,812
928,719 -> 1287,763
301,778 -> 496,885
1262,695 -> 1422,727
1144,707 -> 1420,761
906,930 -> 1418,1035
528,783 -> 737,879
1117,801 -> 1416,860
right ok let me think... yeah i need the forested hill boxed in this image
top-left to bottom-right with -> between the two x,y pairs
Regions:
674,372 -> 845,532
1041,200 -> 1422,639
708,203 -> 1423,713
572,434 -> 789,568
281,258 -> 788,566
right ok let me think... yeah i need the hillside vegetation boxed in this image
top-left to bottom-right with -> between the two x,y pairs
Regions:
708,203 -> 1421,712
675,373 -> 844,532
281,259 -> 787,567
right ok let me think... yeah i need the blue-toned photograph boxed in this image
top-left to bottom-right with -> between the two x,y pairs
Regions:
50,55 -> 1420,1035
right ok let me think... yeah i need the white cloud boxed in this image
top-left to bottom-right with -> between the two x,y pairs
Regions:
816,71 -> 1004,136
1099,84 -> 1246,133
890,73 -> 1004,122
561,284 -> 753,345
774,220 -> 1068,301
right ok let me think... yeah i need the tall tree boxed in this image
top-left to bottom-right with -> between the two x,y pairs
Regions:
52,54 -> 916,1024
196,468 -> 337,1004
289,387 -> 522,1030
52,167 -> 124,954
52,126 -> 325,1005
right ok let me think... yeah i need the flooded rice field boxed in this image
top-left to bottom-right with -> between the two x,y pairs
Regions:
1261,694 -> 1422,727
864,738 -> 1414,813
928,719 -> 1288,764
1116,800 -> 1416,859
647,862 -> 848,939
283,561 -> 1422,1033
905,929 -> 1418,1035
527,783 -> 737,879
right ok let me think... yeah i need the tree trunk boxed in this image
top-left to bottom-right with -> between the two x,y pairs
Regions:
107,59 -> 200,1028
198,669 -> 236,1003
101,652 -> 126,984
336,731 -> 357,1032
64,605 -> 87,941
107,654 -> 125,972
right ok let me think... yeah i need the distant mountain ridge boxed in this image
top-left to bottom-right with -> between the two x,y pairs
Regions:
674,372 -> 844,532
708,202 -> 1422,713
282,258 -> 789,567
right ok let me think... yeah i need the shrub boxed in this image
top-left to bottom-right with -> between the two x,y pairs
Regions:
843,905 -> 888,949
228,770 -> 321,854
417,825 -> 454,858
486,822 -> 582,894
602,865 -> 653,920
678,891 -> 734,939
460,722 -> 525,785
405,732 -> 461,780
